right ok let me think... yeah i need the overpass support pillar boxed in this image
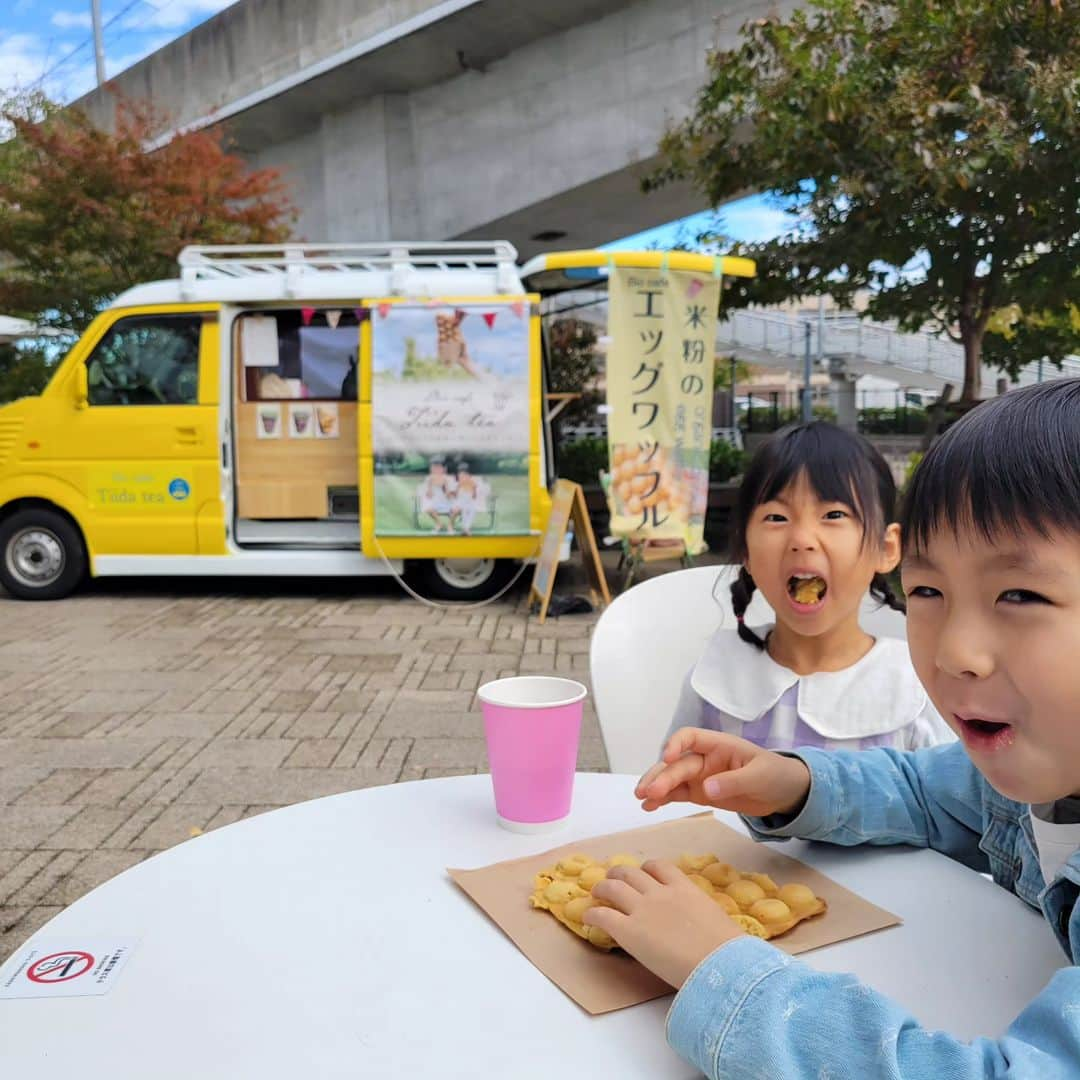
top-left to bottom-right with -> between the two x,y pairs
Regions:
827,357 -> 858,432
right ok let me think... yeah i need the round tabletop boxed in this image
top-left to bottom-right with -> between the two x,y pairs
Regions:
0,774 -> 1066,1078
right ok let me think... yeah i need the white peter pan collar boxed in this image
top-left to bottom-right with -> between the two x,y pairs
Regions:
689,629 -> 926,739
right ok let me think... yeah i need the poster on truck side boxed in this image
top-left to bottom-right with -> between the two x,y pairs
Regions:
370,303 -> 533,537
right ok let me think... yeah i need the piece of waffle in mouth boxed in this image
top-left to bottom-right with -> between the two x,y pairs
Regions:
791,577 -> 826,604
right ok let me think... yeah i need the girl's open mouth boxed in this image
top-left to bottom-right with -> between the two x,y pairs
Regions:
955,716 -> 1014,752
786,573 -> 827,609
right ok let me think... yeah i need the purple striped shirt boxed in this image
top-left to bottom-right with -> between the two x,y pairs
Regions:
668,678 -> 952,753
665,630 -> 955,753
716,684 -> 901,751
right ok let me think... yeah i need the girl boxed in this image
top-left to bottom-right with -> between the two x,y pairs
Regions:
587,379 -> 1080,1077
669,422 -> 952,751
453,461 -> 479,536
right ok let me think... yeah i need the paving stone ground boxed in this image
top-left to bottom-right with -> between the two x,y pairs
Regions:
0,567 -> 637,963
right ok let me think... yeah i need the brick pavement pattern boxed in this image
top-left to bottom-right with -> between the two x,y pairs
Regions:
0,582 -> 610,962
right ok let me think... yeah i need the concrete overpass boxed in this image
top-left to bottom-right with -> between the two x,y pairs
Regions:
76,0 -> 792,259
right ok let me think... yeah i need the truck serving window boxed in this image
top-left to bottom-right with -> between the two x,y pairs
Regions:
239,310 -> 360,402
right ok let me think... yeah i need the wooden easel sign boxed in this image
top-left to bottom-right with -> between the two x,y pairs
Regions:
529,479 -> 611,623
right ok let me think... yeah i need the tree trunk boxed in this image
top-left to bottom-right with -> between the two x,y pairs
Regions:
960,325 -> 984,402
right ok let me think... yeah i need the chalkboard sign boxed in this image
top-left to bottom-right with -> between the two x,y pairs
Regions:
530,480 -> 610,623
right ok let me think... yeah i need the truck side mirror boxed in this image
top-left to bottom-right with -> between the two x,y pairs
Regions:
75,364 -> 89,410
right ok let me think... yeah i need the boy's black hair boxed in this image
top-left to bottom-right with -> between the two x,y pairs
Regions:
903,379 -> 1080,554
729,421 -> 905,650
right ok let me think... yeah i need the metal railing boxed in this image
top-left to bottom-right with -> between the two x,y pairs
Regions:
178,242 -> 519,279
177,242 -> 522,300
716,308 -> 1080,390
556,424 -> 743,449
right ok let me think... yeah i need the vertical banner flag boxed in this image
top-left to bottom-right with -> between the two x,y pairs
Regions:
606,266 -> 720,555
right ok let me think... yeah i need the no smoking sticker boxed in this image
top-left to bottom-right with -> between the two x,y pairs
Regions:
0,939 -> 138,999
28,951 -> 95,983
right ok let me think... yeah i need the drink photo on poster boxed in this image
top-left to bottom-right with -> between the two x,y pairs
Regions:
289,403 -> 315,438
371,305 -> 532,537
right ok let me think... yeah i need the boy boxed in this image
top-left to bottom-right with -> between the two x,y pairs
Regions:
417,457 -> 457,533
584,379 -> 1080,1078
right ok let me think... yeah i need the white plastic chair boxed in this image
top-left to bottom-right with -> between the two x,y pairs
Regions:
589,565 -> 908,775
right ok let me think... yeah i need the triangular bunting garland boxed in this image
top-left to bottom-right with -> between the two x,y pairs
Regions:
301,307 -> 316,326
511,301 -> 525,319
377,303 -> 393,319
482,312 -> 497,329
326,309 -> 342,329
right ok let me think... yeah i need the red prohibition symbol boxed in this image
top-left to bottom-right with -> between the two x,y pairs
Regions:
27,951 -> 95,984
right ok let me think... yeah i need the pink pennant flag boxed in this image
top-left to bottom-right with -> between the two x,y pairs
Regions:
301,307 -> 316,326
686,279 -> 704,299
377,303 -> 392,319
511,301 -> 525,319
325,309 -> 342,329
482,312 -> 497,329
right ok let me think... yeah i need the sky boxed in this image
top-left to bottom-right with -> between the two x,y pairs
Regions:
1,0 -> 238,103
602,195 -> 794,251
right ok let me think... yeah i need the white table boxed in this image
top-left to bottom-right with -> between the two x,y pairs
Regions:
0,774 -> 1066,1078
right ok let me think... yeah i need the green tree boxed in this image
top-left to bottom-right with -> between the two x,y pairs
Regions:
547,317 -> 600,429
0,342 -> 55,404
647,0 -> 1080,402
982,302 -> 1080,375
714,355 -> 754,392
0,90 -> 296,335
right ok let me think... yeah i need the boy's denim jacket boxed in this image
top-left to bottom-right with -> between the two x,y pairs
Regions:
667,742 -> 1080,1078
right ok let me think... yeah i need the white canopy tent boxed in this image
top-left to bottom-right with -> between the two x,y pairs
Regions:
0,316 -> 59,344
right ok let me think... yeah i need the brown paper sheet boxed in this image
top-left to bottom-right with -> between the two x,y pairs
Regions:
449,813 -> 901,1015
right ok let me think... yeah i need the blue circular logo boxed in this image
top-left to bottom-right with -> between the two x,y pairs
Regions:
168,478 -> 191,502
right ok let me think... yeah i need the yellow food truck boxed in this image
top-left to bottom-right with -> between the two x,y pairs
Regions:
0,243 -> 752,601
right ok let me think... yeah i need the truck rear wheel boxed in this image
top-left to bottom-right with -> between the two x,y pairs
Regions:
0,508 -> 87,601
407,558 -> 517,602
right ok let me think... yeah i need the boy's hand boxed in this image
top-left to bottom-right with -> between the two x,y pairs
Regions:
583,860 -> 746,988
635,728 -> 811,818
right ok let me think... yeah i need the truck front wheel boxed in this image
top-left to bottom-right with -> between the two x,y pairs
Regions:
0,508 -> 87,601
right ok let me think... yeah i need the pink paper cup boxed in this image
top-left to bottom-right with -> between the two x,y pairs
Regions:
477,676 -> 588,833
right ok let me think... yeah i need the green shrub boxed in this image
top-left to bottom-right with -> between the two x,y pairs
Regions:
709,440 -> 747,482
858,406 -> 930,435
903,451 -> 925,490
742,404 -> 836,432
556,436 -> 747,486
556,437 -> 608,486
